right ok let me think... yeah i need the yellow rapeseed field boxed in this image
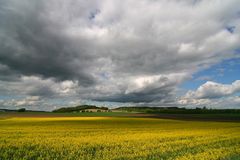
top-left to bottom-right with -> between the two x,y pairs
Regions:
0,117 -> 240,160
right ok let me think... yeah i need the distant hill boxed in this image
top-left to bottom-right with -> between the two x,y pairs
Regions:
0,109 -> 17,112
52,105 -> 108,113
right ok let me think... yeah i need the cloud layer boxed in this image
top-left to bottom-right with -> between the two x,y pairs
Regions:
0,0 -> 240,110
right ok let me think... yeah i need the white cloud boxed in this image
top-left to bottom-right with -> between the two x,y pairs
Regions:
14,96 -> 41,106
179,95 -> 240,109
0,76 -> 80,98
183,80 -> 240,99
179,80 -> 240,108
0,96 -> 41,108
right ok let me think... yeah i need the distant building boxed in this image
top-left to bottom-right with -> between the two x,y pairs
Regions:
83,109 -> 109,112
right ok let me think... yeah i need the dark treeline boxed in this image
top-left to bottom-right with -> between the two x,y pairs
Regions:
1,106 -> 240,114
115,106 -> 240,114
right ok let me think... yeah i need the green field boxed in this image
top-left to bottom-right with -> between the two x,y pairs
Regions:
0,116 -> 240,160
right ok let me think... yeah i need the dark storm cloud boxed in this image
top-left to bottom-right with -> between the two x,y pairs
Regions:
0,0 -> 95,86
94,86 -> 175,103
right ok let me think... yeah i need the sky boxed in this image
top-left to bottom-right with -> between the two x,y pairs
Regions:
0,0 -> 240,111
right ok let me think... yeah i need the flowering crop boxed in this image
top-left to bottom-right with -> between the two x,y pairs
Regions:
0,117 -> 239,159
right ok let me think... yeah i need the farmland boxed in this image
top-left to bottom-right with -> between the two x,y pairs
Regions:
0,115 -> 240,160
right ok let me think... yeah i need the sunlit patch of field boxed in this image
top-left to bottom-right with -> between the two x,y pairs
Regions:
0,117 -> 240,160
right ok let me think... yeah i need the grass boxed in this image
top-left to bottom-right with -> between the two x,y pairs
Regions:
0,116 -> 240,160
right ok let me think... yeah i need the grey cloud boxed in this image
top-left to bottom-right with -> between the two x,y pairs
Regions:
94,83 -> 175,103
93,73 -> 189,103
0,0 -> 96,86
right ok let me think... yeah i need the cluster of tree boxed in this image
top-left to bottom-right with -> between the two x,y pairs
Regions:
17,108 -> 26,112
52,105 -> 108,113
115,106 -> 240,114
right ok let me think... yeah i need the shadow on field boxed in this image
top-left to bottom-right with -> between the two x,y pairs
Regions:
129,113 -> 240,122
1,112 -> 240,122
